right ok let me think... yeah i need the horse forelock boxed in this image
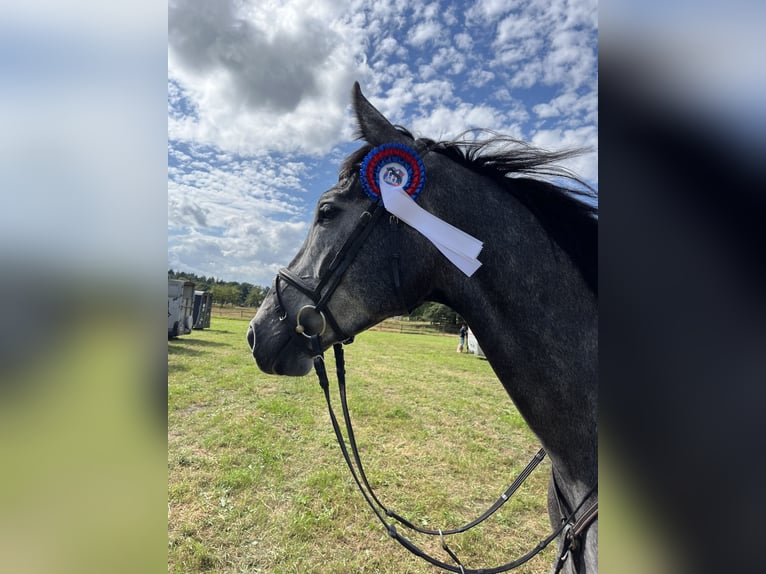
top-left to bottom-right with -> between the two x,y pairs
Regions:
339,143 -> 373,181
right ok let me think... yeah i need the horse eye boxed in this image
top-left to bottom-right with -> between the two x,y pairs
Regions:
318,203 -> 336,222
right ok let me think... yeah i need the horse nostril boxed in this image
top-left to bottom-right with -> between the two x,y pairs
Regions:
247,325 -> 255,351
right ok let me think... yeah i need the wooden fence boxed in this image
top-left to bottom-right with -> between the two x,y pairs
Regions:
211,306 -> 457,336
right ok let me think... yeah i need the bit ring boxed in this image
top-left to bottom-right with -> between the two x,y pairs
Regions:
295,305 -> 327,338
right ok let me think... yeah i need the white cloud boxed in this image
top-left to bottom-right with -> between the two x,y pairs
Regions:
167,148 -> 317,284
543,29 -> 596,88
366,71 -> 420,123
533,89 -> 598,126
465,0 -> 519,24
410,102 -> 516,141
168,0 -> 362,155
376,36 -> 407,60
168,150 -> 306,212
495,13 -> 538,43
509,60 -> 544,88
494,38 -> 545,67
468,68 -> 495,87
406,20 -> 443,48
454,32 -> 473,51
479,0 -> 597,92
360,0 -> 409,30
419,47 -> 467,80
168,216 -> 310,286
414,1 -> 441,21
412,79 -> 456,109
442,4 -> 458,26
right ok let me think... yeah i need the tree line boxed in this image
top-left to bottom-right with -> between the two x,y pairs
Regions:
168,270 -> 464,329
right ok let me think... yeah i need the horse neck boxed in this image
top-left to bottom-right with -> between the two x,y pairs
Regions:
434,180 -> 598,503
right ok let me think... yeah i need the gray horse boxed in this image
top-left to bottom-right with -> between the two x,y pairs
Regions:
248,83 -> 597,574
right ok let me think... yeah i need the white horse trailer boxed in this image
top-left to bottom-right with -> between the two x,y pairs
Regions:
168,279 -> 195,338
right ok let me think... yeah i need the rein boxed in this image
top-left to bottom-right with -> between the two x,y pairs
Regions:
308,335 -> 597,574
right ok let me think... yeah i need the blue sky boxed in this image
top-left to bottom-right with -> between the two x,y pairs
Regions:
168,0 -> 598,286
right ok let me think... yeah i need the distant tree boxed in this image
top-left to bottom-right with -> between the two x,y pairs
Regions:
210,284 -> 239,307
245,285 -> 269,308
237,282 -> 252,306
410,302 -> 462,330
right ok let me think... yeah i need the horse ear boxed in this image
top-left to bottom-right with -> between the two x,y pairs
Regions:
352,82 -> 412,146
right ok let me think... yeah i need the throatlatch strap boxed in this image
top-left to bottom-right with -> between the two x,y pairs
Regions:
311,340 -> 597,574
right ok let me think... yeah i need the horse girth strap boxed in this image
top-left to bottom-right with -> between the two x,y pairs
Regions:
309,336 -> 596,574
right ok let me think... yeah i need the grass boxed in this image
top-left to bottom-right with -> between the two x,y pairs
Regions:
168,317 -> 555,573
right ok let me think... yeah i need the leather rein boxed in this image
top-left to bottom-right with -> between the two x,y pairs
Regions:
272,197 -> 597,573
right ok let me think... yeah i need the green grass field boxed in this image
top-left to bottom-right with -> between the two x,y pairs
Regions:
168,317 -> 555,573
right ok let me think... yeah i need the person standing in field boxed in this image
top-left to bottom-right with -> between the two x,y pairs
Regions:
457,323 -> 468,353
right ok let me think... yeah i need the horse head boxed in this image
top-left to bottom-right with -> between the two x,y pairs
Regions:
248,83 -> 477,375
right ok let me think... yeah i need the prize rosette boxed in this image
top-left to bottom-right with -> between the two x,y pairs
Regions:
360,143 -> 426,201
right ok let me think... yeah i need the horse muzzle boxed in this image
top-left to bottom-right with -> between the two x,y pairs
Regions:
247,307 -> 314,377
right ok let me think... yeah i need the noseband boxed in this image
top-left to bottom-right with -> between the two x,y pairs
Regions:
270,196 -> 597,573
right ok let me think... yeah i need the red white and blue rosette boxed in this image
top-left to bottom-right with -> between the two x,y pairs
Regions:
360,143 -> 426,202
358,141 -> 483,277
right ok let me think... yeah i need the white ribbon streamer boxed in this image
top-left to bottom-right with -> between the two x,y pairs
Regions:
379,180 -> 483,277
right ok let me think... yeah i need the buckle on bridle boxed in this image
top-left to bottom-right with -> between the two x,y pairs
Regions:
295,304 -> 327,338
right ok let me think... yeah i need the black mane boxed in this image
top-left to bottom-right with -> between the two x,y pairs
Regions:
345,127 -> 598,296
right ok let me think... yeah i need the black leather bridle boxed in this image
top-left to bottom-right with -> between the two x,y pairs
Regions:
271,192 -> 598,573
